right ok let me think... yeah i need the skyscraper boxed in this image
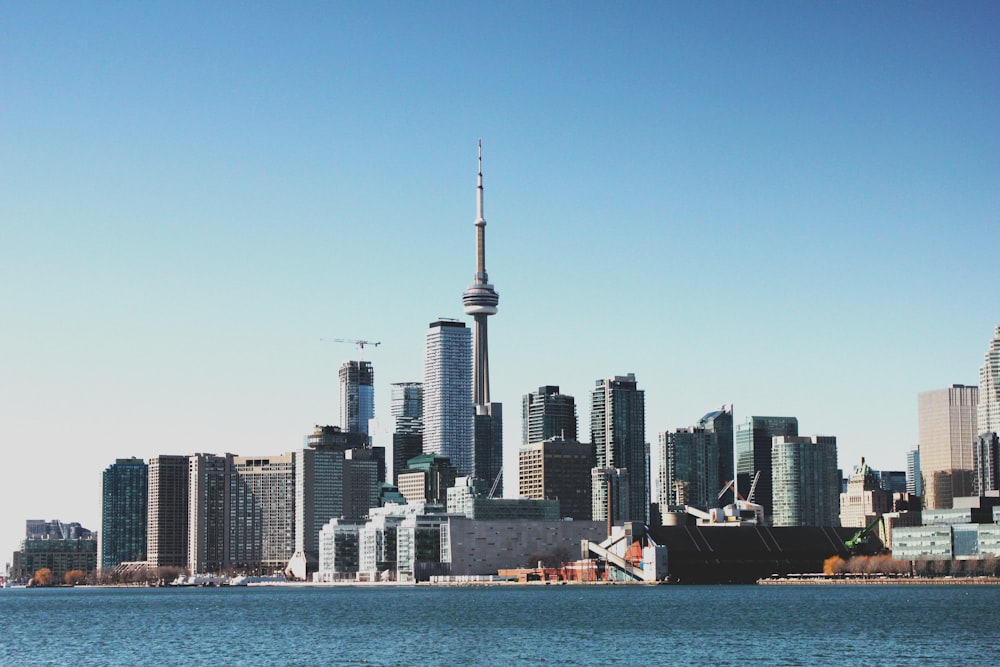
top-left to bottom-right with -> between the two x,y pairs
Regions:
734,416 -> 799,522
699,404 -> 734,502
423,319 -> 473,476
522,385 -> 578,444
519,437 -> 593,520
147,455 -> 189,569
771,435 -> 839,527
906,447 -> 922,496
230,453 -> 296,572
979,325 -> 1000,436
591,373 -> 647,523
918,384 -> 978,509
100,458 -> 147,569
340,360 -> 374,436
294,444 -> 344,562
462,141 -> 503,491
188,453 -> 231,573
655,427 -> 716,511
391,382 -> 424,484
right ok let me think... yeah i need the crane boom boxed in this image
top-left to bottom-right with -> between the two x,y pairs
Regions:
320,338 -> 382,360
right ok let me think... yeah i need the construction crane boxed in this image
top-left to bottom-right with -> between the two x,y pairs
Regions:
320,338 -> 381,360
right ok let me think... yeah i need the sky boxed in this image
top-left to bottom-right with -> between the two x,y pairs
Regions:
1,2 -> 998,558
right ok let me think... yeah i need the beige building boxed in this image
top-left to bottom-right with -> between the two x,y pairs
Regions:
839,457 -> 892,528
519,437 -> 593,520
918,385 -> 978,509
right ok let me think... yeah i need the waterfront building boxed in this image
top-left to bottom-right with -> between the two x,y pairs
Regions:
771,435 -> 839,527
906,447 -> 922,496
358,507 -> 403,578
390,382 -> 423,484
396,511 -> 450,582
343,447 -> 381,519
918,384 -> 979,509
591,467 -> 630,525
519,437 -> 593,520
188,453 -> 231,573
698,405 -> 734,502
340,360 -> 374,436
973,432 -> 1000,495
735,416 -> 799,522
423,319 -> 473,475
100,458 -> 147,570
447,476 -> 560,520
293,444 -> 344,561
396,452 -> 457,505
463,141 -> 504,493
591,373 -> 647,522
11,524 -> 98,581
230,453 -> 295,572
839,457 -> 893,528
147,455 -> 190,569
316,518 -> 365,578
655,426 -> 718,513
522,386 -> 577,444
979,325 -> 1000,436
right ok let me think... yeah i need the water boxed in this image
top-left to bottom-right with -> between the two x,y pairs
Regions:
2,584 -> 998,665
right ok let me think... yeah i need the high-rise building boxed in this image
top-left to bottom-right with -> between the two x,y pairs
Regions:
906,447 -> 922,496
397,453 -> 457,505
918,384 -> 978,509
522,386 -> 577,445
340,360 -> 374,436
188,453 -> 231,573
979,325 -> 1000,436
462,142 -> 503,492
973,432 -> 1000,496
422,319 -> 473,475
230,453 -> 296,572
655,427 -> 716,512
391,382 -> 423,484
343,448 -> 381,519
698,405 -> 734,502
591,467 -> 630,525
771,435 -> 839,527
591,374 -> 647,522
519,437 -> 593,520
839,457 -> 893,528
735,416 -> 799,522
147,455 -> 190,569
294,445 -> 344,561
100,458 -> 147,570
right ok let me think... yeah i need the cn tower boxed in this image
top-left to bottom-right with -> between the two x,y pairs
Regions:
462,140 -> 503,490
462,140 -> 500,406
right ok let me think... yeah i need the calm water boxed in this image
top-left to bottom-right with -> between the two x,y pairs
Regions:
2,584 -> 998,665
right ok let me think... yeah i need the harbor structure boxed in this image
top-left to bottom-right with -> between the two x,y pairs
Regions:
918,384 -> 979,509
463,142 -> 503,491
591,373 -> 647,523
422,319 -> 473,475
100,457 -> 148,570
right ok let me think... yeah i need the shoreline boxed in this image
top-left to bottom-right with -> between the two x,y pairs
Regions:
758,576 -> 1000,585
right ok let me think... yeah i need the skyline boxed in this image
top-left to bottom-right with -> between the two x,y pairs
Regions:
2,3 -> 998,556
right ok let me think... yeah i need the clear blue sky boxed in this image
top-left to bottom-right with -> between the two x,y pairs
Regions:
2,2 -> 997,557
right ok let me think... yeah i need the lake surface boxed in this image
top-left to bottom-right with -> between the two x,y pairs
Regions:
2,584 -> 998,665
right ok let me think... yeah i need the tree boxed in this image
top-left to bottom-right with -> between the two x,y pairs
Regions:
31,568 -> 54,587
823,555 -> 847,575
64,570 -> 86,586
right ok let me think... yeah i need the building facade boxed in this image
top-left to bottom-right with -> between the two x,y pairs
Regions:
655,427 -> 717,512
522,385 -> 577,444
100,458 -> 148,570
839,457 -> 893,528
396,452 -> 457,505
518,437 -> 593,520
188,453 -> 231,573
973,432 -> 1000,496
979,325 -> 1000,436
699,405 -> 734,502
340,360 -> 374,436
230,453 -> 296,572
918,385 -> 979,509
735,416 -> 799,522
422,320 -> 473,475
294,445 -> 344,561
390,382 -> 423,484
771,435 -> 839,527
591,374 -> 647,523
147,455 -> 190,569
907,447 -> 922,497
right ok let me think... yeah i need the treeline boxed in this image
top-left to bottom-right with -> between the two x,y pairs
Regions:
823,555 -> 1000,577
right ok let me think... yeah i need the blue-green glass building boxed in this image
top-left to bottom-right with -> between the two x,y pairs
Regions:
100,457 -> 148,569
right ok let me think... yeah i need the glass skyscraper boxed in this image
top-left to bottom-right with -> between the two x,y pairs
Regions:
340,360 -> 374,436
422,320 -> 473,476
735,416 -> 799,523
100,458 -> 148,569
979,325 -> 1000,436
391,382 -> 423,484
522,385 -> 578,445
591,373 -> 647,523
771,435 -> 839,527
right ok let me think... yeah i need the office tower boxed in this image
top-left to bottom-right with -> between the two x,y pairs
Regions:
391,382 -> 424,484
906,447 -> 922,496
734,416 -> 799,522
519,437 -> 593,520
522,385 -> 578,444
462,142 -> 503,491
397,453 -> 458,504
147,455 -> 190,569
839,457 -> 892,528
591,373 -> 647,522
294,444 -> 344,561
188,453 -> 230,573
423,319 -> 473,475
655,427 -> 717,512
979,325 -> 1000,435
771,435 -> 839,527
344,448 -> 381,519
100,458 -> 147,569
591,467 -> 630,524
340,360 -> 374,436
973,432 -> 1000,495
230,453 -> 296,572
699,405 -> 734,502
918,384 -> 978,509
